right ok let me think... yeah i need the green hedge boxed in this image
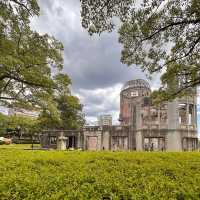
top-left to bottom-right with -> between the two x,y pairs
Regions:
12,139 -> 40,144
0,150 -> 200,199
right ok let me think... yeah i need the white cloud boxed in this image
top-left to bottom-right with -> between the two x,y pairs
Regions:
74,84 -> 122,125
29,0 -> 167,127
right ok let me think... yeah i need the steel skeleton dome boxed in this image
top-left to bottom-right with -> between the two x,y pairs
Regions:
121,79 -> 151,91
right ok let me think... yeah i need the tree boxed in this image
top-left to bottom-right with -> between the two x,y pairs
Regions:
54,73 -> 85,130
57,95 -> 85,130
0,113 -> 8,136
81,0 -> 200,101
37,100 -> 62,130
0,112 -> 39,137
0,0 -> 84,132
7,115 -> 38,135
0,0 -> 63,106
38,73 -> 85,130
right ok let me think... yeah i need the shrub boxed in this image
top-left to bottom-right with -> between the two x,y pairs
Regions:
0,150 -> 200,199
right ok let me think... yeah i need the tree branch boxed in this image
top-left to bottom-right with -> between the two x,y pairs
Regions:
141,19 -> 200,42
0,96 -> 16,100
17,30 -> 22,54
171,79 -> 200,97
162,35 -> 200,68
4,75 -> 48,88
0,78 -> 12,94
10,0 -> 32,15
0,74 -> 9,81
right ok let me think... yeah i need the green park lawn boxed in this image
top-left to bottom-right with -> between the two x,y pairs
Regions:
0,143 -> 40,149
0,147 -> 200,199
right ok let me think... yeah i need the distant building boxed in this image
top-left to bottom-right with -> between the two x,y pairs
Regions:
8,108 -> 39,118
98,115 -> 112,126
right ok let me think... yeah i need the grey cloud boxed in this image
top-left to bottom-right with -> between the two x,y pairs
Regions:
65,37 -> 145,90
76,85 -> 121,121
31,0 -> 161,124
34,0 -> 146,90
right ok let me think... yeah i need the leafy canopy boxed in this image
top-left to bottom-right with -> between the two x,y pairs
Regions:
0,113 -> 38,136
81,0 -> 200,101
0,0 -> 63,106
38,74 -> 85,130
0,0 -> 85,130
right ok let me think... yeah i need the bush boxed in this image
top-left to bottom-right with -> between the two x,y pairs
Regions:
0,151 -> 200,199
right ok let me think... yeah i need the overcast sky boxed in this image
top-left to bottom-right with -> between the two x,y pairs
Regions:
31,0 -> 199,129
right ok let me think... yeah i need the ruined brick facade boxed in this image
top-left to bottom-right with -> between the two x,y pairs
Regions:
41,79 -> 198,151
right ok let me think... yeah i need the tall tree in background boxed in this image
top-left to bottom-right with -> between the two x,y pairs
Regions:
0,113 -> 38,137
38,74 -> 85,130
81,0 -> 200,101
0,0 -> 63,106
54,74 -> 84,130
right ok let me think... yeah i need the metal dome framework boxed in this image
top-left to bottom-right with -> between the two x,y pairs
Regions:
122,79 -> 151,91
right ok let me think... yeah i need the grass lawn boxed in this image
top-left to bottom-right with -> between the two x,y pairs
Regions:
0,143 -> 40,149
0,149 -> 200,199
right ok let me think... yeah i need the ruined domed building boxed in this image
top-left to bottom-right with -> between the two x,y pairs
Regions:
41,79 -> 198,151
119,79 -> 198,151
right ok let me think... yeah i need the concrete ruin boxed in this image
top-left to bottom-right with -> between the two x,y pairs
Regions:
41,79 -> 198,151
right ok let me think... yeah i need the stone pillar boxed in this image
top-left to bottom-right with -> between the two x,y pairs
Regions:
166,131 -> 182,151
158,106 -> 161,129
77,132 -> 83,149
186,102 -> 189,126
167,100 -> 179,130
194,105 -> 197,128
136,131 -> 143,151
97,131 -> 102,150
102,131 -> 110,150
57,131 -> 67,150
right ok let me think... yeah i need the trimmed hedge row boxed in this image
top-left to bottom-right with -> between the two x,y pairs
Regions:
0,150 -> 200,199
